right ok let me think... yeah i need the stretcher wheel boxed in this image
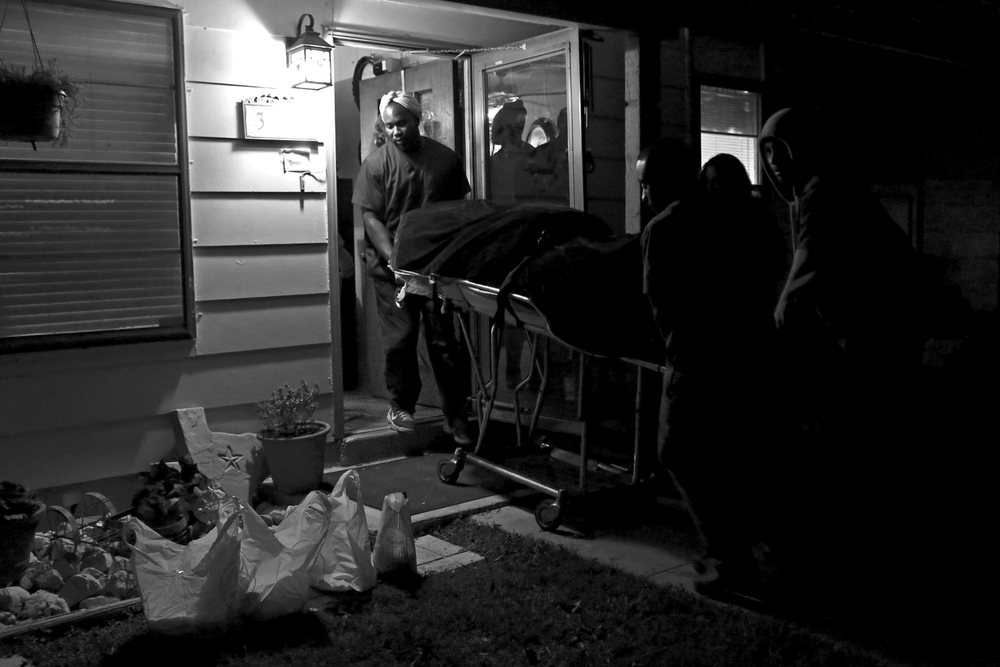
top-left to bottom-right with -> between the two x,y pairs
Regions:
437,457 -> 464,484
534,499 -> 562,531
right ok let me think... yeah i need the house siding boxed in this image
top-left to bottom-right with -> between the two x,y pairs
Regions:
0,0 -> 337,491
584,31 -> 627,234
2,0 -> 996,498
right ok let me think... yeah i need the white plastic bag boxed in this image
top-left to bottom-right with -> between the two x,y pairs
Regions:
310,469 -> 377,593
239,490 -> 331,620
129,506 -> 242,635
372,492 -> 417,577
131,474 -> 378,630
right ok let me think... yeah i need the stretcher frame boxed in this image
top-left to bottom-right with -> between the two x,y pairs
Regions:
395,268 -> 667,530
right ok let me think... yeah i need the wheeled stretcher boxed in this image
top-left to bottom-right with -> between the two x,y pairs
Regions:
393,266 -> 665,531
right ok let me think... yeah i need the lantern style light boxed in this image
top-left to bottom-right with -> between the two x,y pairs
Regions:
287,14 -> 333,90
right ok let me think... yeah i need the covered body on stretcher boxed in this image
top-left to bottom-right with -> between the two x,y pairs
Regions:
387,200 -> 666,530
390,199 -> 662,363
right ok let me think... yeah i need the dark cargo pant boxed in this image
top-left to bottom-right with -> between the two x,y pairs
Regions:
371,276 -> 470,422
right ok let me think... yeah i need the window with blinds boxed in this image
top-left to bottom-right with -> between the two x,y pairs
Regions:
0,0 -> 190,352
700,85 -> 759,184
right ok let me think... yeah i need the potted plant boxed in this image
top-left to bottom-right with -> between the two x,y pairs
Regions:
130,457 -> 223,544
0,481 -> 46,586
256,380 -> 330,495
0,59 -> 81,148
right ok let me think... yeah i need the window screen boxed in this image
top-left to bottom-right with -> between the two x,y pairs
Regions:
0,0 -> 190,351
700,86 -> 759,184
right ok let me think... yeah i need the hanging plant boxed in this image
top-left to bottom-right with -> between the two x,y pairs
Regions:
0,1 -> 82,148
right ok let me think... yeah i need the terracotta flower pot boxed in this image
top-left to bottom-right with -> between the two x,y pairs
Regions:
0,503 -> 46,587
257,421 -> 331,495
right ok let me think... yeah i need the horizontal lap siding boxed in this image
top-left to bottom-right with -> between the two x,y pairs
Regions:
1,345 -> 332,437
6,17 -> 334,491
0,347 -> 333,489
0,419 -> 178,491
187,82 -> 324,141
186,24 -> 332,361
185,27 -> 288,88
193,246 -> 330,300
192,194 -> 327,246
194,295 -> 332,355
189,139 -> 327,193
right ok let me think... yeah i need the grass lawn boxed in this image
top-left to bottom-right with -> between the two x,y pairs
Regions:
0,516 -> 922,667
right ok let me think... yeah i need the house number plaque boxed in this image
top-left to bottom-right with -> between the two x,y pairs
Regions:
242,94 -> 316,140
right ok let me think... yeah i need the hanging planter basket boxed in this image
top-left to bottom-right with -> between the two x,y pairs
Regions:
0,0 -> 81,148
0,79 -> 65,144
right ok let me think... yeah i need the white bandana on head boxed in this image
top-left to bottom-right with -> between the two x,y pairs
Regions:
379,91 -> 422,120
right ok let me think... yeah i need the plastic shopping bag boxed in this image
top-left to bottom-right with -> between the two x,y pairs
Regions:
239,490 -> 331,620
129,505 -> 242,635
372,492 -> 417,577
310,469 -> 377,593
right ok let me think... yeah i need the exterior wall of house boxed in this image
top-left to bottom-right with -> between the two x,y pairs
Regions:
584,31 -> 627,234
0,0 -> 590,496
657,32 -> 693,147
1,0 -> 338,492
4,0 -> 995,495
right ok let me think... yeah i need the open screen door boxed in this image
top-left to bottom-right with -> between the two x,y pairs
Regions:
470,29 -> 586,416
357,59 -> 460,410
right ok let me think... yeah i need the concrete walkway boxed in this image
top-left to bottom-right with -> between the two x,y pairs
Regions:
351,453 -> 705,593
467,505 -> 703,593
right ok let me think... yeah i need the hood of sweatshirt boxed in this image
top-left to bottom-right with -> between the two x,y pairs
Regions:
758,108 -> 821,203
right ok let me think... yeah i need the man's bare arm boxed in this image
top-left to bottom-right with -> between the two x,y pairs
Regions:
362,209 -> 393,263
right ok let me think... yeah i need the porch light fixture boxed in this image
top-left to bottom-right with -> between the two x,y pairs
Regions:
287,14 -> 333,90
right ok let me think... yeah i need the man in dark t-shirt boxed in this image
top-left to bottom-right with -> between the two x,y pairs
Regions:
352,91 -> 473,443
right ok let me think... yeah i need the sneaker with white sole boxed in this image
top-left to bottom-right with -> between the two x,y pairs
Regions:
387,406 -> 416,432
443,418 -> 475,446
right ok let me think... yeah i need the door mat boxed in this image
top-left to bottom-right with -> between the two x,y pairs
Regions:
325,455 -> 527,515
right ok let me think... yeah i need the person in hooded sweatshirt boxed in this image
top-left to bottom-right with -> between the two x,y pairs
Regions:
639,139 -> 781,600
759,108 -> 920,429
758,108 -> 923,565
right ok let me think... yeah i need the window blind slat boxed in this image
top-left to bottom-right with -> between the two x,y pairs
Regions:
1,239 -> 181,254
0,163 -> 185,340
2,313 -> 185,338
4,279 -> 182,297
4,296 -> 183,316
0,3 -> 174,87
0,83 -> 178,164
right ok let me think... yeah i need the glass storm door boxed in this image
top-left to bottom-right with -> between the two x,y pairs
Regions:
472,28 -> 584,209
470,29 -> 585,417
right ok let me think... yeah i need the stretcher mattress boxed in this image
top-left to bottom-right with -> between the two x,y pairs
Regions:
391,200 -> 662,363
